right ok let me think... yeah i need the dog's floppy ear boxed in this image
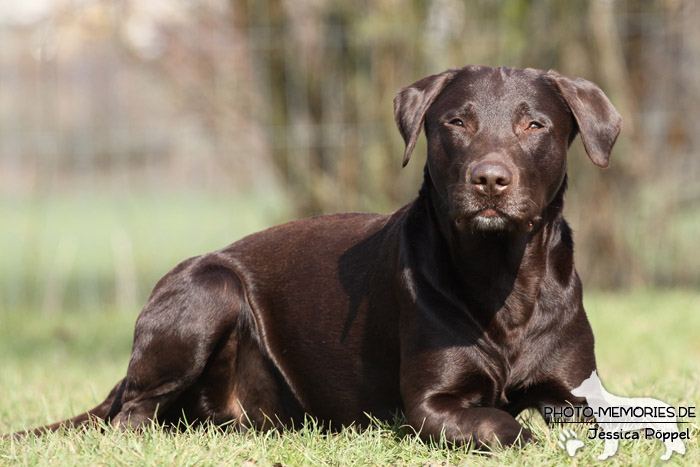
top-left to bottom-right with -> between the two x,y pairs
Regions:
394,69 -> 457,167
546,71 -> 623,168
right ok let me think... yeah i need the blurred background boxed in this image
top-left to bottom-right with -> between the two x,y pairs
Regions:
1,0 -> 698,315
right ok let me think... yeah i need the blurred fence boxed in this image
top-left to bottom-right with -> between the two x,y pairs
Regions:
1,0 -> 699,311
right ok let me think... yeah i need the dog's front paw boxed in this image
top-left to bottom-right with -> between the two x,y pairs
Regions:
492,425 -> 533,448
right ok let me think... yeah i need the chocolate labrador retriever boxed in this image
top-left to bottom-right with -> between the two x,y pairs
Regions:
12,65 -> 621,448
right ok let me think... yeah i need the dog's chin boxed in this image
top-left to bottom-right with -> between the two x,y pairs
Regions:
454,210 -> 535,233
469,215 -> 511,232
454,211 -> 511,233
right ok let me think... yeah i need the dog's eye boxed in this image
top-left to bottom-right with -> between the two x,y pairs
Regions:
450,119 -> 465,127
527,121 -> 543,130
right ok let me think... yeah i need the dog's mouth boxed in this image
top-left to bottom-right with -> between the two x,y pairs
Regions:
448,187 -> 543,234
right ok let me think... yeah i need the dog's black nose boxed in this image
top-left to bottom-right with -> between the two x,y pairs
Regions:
470,162 -> 512,196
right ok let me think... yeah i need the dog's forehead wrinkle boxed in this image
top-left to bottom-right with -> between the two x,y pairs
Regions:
437,74 -> 551,128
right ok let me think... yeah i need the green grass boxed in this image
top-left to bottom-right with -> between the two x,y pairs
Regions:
1,290 -> 698,465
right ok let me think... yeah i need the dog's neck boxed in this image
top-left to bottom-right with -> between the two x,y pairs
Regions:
407,167 -> 569,324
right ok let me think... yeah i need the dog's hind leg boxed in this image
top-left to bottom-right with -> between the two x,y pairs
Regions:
110,256 -> 245,429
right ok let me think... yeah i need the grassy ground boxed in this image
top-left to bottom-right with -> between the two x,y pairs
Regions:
0,290 -> 698,466
0,190 -> 292,314
0,189 -> 697,464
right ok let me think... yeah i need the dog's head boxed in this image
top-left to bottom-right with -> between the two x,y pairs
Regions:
394,66 -> 622,233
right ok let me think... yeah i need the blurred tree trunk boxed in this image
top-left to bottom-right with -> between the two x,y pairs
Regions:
581,0 -> 646,287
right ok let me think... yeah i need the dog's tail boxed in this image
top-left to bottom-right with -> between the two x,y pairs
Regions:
4,378 -> 126,440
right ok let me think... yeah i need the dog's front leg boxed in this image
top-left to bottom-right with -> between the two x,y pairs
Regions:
403,394 -> 532,448
399,324 -> 531,448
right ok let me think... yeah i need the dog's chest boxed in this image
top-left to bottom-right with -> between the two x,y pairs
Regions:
479,300 -> 554,397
